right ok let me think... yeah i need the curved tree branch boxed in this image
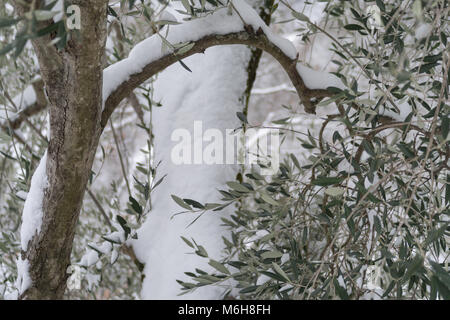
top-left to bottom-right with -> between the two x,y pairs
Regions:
8,4 -> 336,133
1,78 -> 47,131
101,5 -> 335,128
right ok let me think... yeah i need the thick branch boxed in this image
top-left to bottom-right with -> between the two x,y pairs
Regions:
17,1 -> 109,299
102,29 -> 331,127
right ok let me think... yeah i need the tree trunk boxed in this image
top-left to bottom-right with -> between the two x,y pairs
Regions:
16,1 -> 108,299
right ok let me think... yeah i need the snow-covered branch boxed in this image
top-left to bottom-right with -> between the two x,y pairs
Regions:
101,0 -> 342,127
251,83 -> 296,95
0,78 -> 47,131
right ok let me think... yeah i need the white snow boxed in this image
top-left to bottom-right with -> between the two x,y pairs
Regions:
12,85 -> 37,111
89,242 -> 112,255
102,0 -> 297,105
159,11 -> 178,24
0,84 -> 37,122
4,3 -> 14,14
20,152 -> 48,251
379,100 -> 411,121
16,150 -> 48,300
44,0 -> 64,22
131,43 -> 252,299
86,273 -> 101,291
15,257 -> 31,295
231,0 -> 297,59
415,23 -> 432,40
296,64 -> 344,90
104,230 -> 126,244
126,4 -> 347,295
251,83 -> 296,95
16,190 -> 28,201
79,250 -> 99,268
366,5 -> 383,29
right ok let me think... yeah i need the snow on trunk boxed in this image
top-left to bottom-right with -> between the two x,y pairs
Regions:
296,64 -> 344,90
131,44 -> 252,299
15,258 -> 31,296
16,151 -> 48,295
20,151 -> 48,250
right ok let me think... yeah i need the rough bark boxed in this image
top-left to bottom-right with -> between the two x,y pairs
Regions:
14,0 -> 109,300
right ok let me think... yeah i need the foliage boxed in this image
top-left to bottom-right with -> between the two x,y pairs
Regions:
0,0 -> 448,300
175,0 -> 450,299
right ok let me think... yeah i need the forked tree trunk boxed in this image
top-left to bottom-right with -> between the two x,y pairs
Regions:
15,1 -> 108,299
